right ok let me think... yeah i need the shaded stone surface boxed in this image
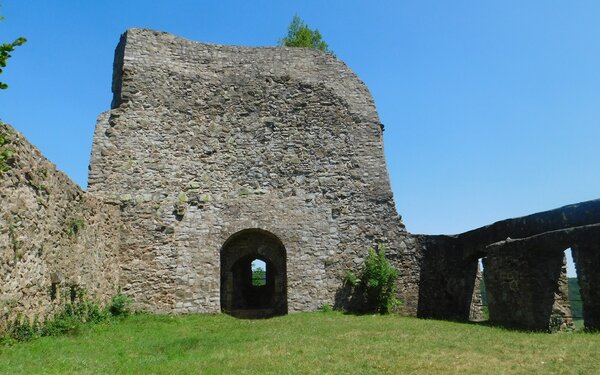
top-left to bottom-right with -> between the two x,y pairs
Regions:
416,235 -> 479,321
416,202 -> 600,331
572,241 -> 600,331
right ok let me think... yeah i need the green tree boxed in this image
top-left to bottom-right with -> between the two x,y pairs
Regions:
279,15 -> 331,53
0,12 -> 26,89
252,266 -> 266,287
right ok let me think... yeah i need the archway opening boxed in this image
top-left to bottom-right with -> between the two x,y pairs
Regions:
220,229 -> 287,319
565,248 -> 583,329
469,257 -> 488,322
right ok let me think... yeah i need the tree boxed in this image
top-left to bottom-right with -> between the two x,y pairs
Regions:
279,15 -> 331,53
0,12 -> 26,89
252,267 -> 266,287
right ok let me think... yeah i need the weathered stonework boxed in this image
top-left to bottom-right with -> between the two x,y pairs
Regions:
0,122 -> 121,326
2,27 -> 598,332
88,29 -> 420,315
416,200 -> 600,331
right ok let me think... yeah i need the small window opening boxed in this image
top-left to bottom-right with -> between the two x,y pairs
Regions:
251,259 -> 266,287
50,283 -> 58,301
69,285 -> 77,303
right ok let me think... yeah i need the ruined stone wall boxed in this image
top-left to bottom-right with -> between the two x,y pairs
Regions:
88,29 -> 420,314
483,248 -> 572,331
0,122 -> 121,326
415,234 -> 481,321
417,200 -> 600,331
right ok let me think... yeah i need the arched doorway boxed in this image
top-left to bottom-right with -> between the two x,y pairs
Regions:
220,229 -> 287,318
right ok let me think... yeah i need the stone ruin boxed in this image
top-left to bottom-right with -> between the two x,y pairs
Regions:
1,28 -> 599,331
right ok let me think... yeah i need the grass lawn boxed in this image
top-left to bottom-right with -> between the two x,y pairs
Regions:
0,312 -> 599,374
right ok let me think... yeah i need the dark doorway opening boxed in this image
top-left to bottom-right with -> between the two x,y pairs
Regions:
220,229 -> 287,319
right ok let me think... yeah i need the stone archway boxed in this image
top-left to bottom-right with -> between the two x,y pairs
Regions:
220,229 -> 287,318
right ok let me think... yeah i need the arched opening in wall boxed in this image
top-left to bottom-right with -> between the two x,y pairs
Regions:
220,229 -> 287,319
469,257 -> 488,322
565,248 -> 583,330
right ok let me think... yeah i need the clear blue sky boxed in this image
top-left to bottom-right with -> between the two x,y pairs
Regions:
2,1 -> 599,242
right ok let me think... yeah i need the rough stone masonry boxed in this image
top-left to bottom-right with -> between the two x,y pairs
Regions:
87,28 -> 421,316
3,28 -> 599,331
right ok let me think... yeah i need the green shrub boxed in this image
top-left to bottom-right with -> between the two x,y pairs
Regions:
1,289 -> 130,343
65,217 -> 85,237
344,270 -> 359,287
9,314 -> 39,342
43,289 -> 109,336
0,128 -> 14,175
348,244 -> 400,314
108,290 -> 132,318
321,304 -> 332,313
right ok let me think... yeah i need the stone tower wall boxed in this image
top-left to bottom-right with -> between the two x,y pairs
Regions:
88,29 -> 421,314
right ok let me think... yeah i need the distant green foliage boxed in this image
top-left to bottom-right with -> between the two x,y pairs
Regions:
279,15 -> 331,53
346,244 -> 401,314
252,267 -> 266,287
568,277 -> 583,319
0,13 -> 27,89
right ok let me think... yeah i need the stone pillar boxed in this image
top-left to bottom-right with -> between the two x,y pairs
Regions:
483,247 -> 571,331
416,235 -> 479,321
469,265 -> 485,321
572,242 -> 600,331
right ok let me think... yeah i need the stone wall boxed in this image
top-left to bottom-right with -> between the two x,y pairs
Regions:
483,248 -> 572,331
573,240 -> 600,330
0,122 -> 121,326
415,234 -> 480,321
88,29 -> 421,315
416,200 -> 600,331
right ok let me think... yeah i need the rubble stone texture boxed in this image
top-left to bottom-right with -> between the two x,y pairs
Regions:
0,122 -> 121,326
416,201 -> 600,331
88,29 -> 421,315
3,28 -> 598,331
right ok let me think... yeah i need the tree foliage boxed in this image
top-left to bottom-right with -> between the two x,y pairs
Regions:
0,12 -> 26,89
279,15 -> 331,53
252,267 -> 266,287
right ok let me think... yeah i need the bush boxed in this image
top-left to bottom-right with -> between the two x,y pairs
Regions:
346,244 -> 401,314
108,290 -> 132,318
1,289 -> 130,343
42,289 -> 109,336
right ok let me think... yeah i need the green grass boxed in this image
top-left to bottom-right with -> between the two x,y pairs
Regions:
1,312 -> 599,374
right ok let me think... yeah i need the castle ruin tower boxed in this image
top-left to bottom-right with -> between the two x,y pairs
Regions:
88,29 -> 419,317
